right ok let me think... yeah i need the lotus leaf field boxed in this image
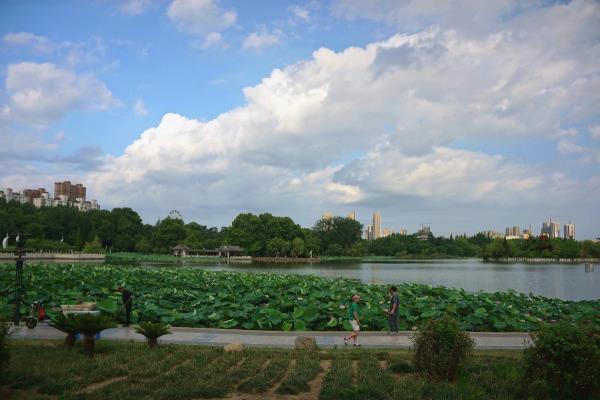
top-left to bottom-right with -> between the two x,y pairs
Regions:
0,263 -> 598,332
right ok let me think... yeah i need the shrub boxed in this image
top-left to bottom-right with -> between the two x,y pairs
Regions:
69,314 -> 116,358
520,322 -> 600,400
0,319 -> 10,374
388,359 -> 415,373
135,322 -> 171,347
411,315 -> 474,381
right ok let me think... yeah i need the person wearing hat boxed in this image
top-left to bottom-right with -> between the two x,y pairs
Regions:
344,294 -> 361,346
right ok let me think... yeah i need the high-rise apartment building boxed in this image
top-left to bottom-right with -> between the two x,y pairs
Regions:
364,226 -> 374,241
383,228 -> 393,237
54,181 -> 86,202
416,224 -> 431,240
23,188 -> 48,200
398,229 -> 408,236
505,226 -> 521,237
372,211 -> 381,239
322,212 -> 333,220
347,211 -> 356,221
541,219 -> 560,238
564,222 -> 575,239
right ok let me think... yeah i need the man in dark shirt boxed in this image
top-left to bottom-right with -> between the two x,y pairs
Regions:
386,286 -> 400,334
117,287 -> 133,327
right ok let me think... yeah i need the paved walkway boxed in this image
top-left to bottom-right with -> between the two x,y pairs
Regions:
10,322 -> 531,349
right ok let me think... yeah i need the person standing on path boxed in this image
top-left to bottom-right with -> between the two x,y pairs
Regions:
385,286 -> 400,334
117,287 -> 133,327
344,294 -> 361,346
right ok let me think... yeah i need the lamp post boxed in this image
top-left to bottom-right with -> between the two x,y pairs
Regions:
2,233 -> 28,325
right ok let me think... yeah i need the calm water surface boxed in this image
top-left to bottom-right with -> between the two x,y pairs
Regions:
161,259 -> 600,301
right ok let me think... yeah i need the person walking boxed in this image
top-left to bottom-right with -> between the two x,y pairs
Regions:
117,287 -> 133,327
344,294 -> 361,346
385,286 -> 400,334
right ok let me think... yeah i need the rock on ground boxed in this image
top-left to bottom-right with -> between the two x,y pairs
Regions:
295,336 -> 317,350
224,342 -> 244,352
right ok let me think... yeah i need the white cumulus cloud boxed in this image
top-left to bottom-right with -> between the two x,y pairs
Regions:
242,26 -> 281,50
167,0 -> 236,46
82,0 -> 599,235
2,62 -> 119,125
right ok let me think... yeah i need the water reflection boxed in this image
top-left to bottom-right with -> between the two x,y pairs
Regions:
177,259 -> 599,301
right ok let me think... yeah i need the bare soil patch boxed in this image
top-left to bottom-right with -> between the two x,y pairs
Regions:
77,376 -> 128,394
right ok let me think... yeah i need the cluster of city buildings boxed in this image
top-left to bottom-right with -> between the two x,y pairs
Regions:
325,211 -> 578,241
485,219 -> 576,240
0,181 -> 100,212
322,211 -> 411,240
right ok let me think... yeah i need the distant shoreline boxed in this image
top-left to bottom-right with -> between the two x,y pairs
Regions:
483,257 -> 599,264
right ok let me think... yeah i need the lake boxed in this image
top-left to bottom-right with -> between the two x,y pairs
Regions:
153,259 -> 599,301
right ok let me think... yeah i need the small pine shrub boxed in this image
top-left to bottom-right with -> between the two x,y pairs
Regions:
411,315 -> 474,381
520,322 -> 600,400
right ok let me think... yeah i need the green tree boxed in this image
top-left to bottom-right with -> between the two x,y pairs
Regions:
313,216 -> 362,253
83,236 -> 104,253
110,208 -> 143,251
266,237 -> 291,256
291,237 -> 305,257
153,217 -> 187,253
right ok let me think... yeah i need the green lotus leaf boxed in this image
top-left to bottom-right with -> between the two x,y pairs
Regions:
219,319 -> 238,328
294,320 -> 307,331
97,298 -> 118,313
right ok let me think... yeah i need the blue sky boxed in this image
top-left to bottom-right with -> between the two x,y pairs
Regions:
1,0 -> 599,238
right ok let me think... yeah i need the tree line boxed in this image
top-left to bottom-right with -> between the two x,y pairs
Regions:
1,199 -> 598,258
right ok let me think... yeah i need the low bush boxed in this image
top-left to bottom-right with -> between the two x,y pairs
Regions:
389,359 -> 415,373
411,315 -> 474,381
520,322 -> 600,400
0,319 -> 10,374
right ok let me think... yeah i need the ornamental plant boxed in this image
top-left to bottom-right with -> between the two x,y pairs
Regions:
69,314 -> 116,358
135,322 -> 171,348
411,315 -> 474,381
50,313 -> 79,349
520,322 -> 600,400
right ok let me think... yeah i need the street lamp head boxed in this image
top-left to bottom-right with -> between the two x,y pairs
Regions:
15,234 -> 27,248
2,234 -> 8,250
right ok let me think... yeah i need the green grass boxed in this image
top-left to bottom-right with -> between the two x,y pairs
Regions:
237,355 -> 290,393
276,352 -> 323,394
1,340 -> 530,400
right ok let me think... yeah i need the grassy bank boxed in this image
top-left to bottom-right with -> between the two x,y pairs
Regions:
1,340 -> 523,400
105,252 -> 220,263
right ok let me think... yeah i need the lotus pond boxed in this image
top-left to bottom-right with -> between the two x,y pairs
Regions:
0,263 -> 598,331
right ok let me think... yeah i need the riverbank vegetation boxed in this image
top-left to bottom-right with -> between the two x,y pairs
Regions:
2,200 -> 598,260
1,264 -> 597,332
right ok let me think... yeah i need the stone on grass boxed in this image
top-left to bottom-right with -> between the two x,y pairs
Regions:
224,342 -> 244,352
295,336 -> 317,350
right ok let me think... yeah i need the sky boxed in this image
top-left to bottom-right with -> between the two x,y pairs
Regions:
1,0 -> 599,238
